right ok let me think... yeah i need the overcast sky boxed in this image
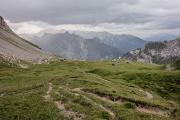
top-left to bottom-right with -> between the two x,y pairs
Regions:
0,0 -> 180,37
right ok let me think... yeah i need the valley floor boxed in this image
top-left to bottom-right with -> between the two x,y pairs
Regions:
0,60 -> 179,120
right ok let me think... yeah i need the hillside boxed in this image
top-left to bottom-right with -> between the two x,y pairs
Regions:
0,16 -> 51,63
0,60 -> 179,120
122,38 -> 180,64
31,32 -> 122,60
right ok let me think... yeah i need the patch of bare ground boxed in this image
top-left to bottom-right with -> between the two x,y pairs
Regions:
87,91 -> 122,105
18,64 -> 29,69
136,107 -> 168,117
138,89 -> 153,99
43,83 -> 53,101
145,91 -> 153,99
0,93 -> 4,97
55,101 -> 85,120
73,87 -> 83,92
166,64 -> 174,71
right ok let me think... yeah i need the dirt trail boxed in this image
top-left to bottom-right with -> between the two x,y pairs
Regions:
81,89 -> 169,117
73,87 -> 115,119
82,93 -> 115,119
87,91 -> 122,105
46,85 -> 167,119
136,107 -> 168,117
44,84 -> 85,120
99,104 -> 115,119
90,91 -> 167,117
55,101 -> 84,120
43,83 -> 53,101
166,64 -> 173,71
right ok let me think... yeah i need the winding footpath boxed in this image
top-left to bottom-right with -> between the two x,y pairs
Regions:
43,83 -> 85,120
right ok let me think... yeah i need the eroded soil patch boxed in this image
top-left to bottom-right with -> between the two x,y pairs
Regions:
82,88 -> 170,117
55,101 -> 85,120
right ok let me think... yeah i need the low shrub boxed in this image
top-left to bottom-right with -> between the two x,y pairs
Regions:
124,102 -> 137,109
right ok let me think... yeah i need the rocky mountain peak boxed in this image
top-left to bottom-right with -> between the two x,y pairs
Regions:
0,16 -> 12,32
122,37 -> 180,64
0,16 -> 6,26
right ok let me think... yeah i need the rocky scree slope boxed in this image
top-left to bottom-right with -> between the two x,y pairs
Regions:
0,16 -> 52,63
122,37 -> 180,64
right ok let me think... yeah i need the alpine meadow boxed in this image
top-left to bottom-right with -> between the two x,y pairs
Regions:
0,0 -> 180,120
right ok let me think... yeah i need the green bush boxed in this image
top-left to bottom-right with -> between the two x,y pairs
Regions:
124,102 -> 137,109
88,69 -> 113,76
145,42 -> 166,51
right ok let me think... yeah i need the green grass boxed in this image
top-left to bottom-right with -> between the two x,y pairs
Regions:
173,59 -> 180,70
0,60 -> 179,120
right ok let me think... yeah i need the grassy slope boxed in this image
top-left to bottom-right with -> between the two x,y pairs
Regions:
0,60 -> 179,120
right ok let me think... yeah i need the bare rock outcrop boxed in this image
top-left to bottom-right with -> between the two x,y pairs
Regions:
122,38 -> 180,64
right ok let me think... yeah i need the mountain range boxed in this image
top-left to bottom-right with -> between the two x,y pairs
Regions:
28,31 -> 146,60
74,31 -> 146,54
2,15 -> 178,63
31,32 -> 121,60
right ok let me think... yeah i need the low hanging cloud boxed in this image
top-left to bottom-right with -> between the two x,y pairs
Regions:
1,0 -> 180,37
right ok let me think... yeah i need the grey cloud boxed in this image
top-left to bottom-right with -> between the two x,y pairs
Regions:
110,13 -> 151,24
0,0 -> 180,32
158,17 -> 180,29
0,0 -> 139,24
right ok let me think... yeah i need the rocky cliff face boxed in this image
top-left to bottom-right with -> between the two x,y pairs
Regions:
0,16 -> 52,63
0,16 -> 5,26
122,37 -> 180,64
0,16 -> 13,32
